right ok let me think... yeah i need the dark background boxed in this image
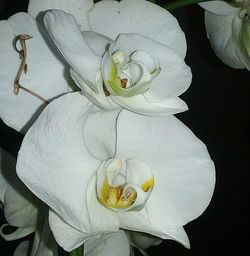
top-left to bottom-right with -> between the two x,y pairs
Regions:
0,0 -> 249,255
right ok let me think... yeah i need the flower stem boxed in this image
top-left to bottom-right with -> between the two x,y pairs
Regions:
164,0 -> 208,10
69,245 -> 84,256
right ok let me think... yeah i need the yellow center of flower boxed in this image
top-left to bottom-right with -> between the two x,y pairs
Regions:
99,177 -> 137,209
102,49 -> 160,97
97,159 -> 154,212
99,176 -> 154,210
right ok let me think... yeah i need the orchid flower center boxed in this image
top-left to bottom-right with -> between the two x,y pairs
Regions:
96,159 -> 154,212
101,48 -> 160,97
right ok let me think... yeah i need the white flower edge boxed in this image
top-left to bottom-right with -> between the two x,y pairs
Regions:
0,148 -> 44,228
17,92 -> 215,251
199,1 -> 237,16
89,0 -> 187,58
28,0 -> 94,31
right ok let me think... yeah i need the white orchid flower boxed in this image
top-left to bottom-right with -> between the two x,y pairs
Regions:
17,92 -> 215,252
0,0 -> 94,133
0,148 -> 58,256
200,0 -> 250,70
43,0 -> 191,116
0,0 -> 190,131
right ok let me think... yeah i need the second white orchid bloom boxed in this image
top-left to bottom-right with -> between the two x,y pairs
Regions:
44,0 -> 192,115
17,92 -> 215,252
200,0 -> 250,70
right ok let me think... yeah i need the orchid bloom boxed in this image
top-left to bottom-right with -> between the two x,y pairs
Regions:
0,148 -> 135,256
43,0 -> 191,116
200,0 -> 250,70
17,92 -> 215,252
1,0 -> 191,133
0,0 -> 94,133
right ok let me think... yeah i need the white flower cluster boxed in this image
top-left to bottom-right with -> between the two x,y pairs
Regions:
0,0 -> 215,255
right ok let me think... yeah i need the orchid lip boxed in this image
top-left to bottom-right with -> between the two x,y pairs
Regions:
101,46 -> 161,98
96,158 -> 154,212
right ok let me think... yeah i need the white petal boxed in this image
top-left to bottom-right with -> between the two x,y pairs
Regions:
85,230 -> 130,256
87,174 -> 120,232
70,69 -> 117,110
199,1 -> 237,15
17,93 -> 115,242
84,107 -> 121,160
4,184 -> 45,227
49,210 -> 91,252
128,231 -> 162,249
0,13 -> 73,132
0,148 -> 16,203
115,111 -> 215,229
119,212 -> 190,248
0,148 -> 44,227
89,0 -> 187,57
14,241 -> 30,256
28,0 -> 94,30
111,94 -> 188,115
30,217 -> 58,256
44,10 -> 101,90
126,159 -> 153,189
0,224 -> 36,241
204,11 -> 244,68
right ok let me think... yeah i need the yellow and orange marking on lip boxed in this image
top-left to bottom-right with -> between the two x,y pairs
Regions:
98,176 -> 154,210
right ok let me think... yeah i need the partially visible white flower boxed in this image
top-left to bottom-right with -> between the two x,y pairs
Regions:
0,148 -> 57,256
28,0 -> 94,31
0,0 -> 94,133
0,148 -> 43,237
17,92 -> 215,252
128,231 -> 162,255
43,0 -> 191,116
200,0 -> 250,70
13,218 -> 58,256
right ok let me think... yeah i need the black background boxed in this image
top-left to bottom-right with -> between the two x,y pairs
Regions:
0,0 -> 249,255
